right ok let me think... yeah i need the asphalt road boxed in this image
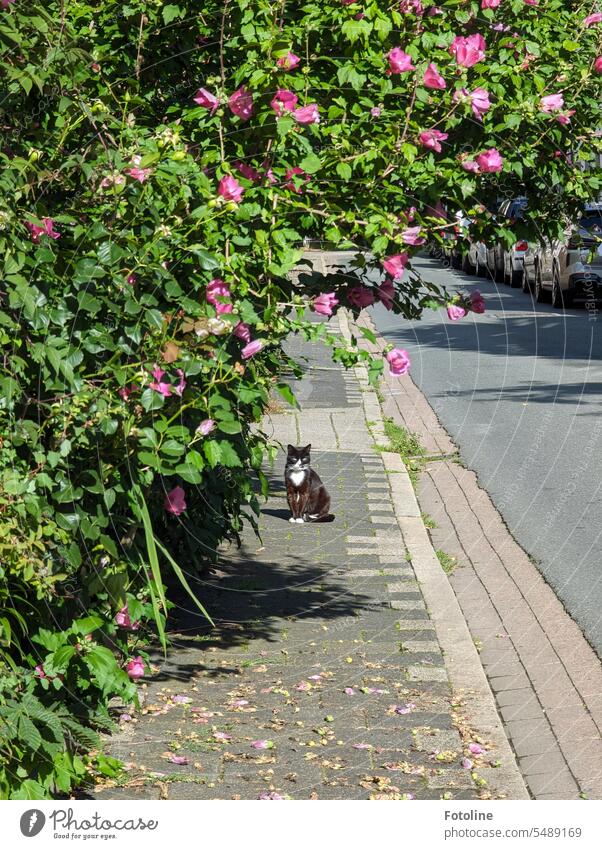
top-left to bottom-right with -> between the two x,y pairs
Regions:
370,256 -> 602,658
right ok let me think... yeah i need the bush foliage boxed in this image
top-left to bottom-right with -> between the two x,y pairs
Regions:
0,0 -> 600,797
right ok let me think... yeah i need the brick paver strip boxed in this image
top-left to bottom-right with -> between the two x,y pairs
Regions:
339,289 -> 602,800
91,314 -> 518,800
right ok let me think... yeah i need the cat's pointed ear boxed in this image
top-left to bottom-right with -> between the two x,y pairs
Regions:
305,444 -> 311,452
287,444 -> 294,453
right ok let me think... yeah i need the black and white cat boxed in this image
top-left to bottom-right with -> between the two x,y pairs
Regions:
284,444 -> 335,523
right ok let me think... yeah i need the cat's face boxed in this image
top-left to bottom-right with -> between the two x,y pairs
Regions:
286,444 -> 311,469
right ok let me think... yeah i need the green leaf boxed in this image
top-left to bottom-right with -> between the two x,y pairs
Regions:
186,246 -> 220,269
140,388 -> 165,412
72,615 -> 103,636
275,382 -> 299,409
162,4 -> 183,24
203,440 -> 222,467
336,162 -> 352,181
217,420 -> 242,434
299,152 -> 322,174
217,441 -> 243,468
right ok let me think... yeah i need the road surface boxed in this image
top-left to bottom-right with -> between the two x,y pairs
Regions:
371,256 -> 602,657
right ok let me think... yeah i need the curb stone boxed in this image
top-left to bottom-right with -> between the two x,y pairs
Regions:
337,308 -> 530,801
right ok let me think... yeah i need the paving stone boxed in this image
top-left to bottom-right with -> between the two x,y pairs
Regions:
407,666 -> 449,683
91,332 -> 477,801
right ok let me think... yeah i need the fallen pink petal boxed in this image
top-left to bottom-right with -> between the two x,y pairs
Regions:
250,740 -> 273,749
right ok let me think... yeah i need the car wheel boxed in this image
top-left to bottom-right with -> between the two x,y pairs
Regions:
476,259 -> 489,278
462,252 -> 476,276
535,264 -> 548,303
510,266 -> 523,288
551,267 -> 572,309
494,253 -> 505,283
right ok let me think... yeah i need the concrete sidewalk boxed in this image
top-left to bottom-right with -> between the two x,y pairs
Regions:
92,319 -> 525,800
343,297 -> 602,801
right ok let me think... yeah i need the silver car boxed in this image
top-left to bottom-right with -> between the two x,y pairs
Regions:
523,203 -> 602,308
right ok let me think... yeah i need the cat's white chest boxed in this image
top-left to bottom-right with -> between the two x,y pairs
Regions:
289,470 -> 306,487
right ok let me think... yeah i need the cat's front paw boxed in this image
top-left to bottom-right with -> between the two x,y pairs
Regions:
295,517 -> 304,523
289,517 -> 296,523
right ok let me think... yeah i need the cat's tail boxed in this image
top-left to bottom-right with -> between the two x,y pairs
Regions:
307,514 -> 335,523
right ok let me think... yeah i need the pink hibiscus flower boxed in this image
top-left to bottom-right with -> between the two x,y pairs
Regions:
447,304 -> 467,321
386,348 -> 411,376
584,12 -> 602,26
470,290 -> 486,313
26,216 -> 61,243
454,87 -> 491,120
271,89 -> 299,115
228,86 -> 254,121
164,485 -> 187,516
313,292 -> 339,316
217,175 -> 244,203
348,286 -> 375,308
277,52 -> 301,70
233,322 -> 251,343
450,34 -> 486,68
475,148 -> 503,173
126,657 -> 145,681
387,47 -> 415,74
242,340 -> 263,359
292,104 -> 320,124
197,419 -> 216,436
556,111 -> 575,125
383,253 -> 409,279
378,278 -> 396,310
418,129 -> 448,153
284,166 -> 310,193
399,0 -> 423,13
234,161 -> 262,182
540,93 -> 564,112
149,366 -> 172,397
423,63 -> 446,89
206,279 -> 233,314
401,226 -> 426,245
193,88 -> 219,113
126,166 -> 152,183
115,606 -> 140,631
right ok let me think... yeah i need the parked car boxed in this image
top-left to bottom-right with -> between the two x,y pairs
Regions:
461,199 -> 502,279
487,197 -> 529,287
462,237 -> 488,277
523,202 -> 602,308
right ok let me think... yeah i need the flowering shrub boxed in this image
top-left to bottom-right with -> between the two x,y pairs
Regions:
0,0 -> 600,797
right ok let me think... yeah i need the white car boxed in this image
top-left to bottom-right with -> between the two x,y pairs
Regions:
523,203 -> 602,308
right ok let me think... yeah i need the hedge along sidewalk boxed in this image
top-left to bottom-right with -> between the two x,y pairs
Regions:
91,311 -> 519,800
341,286 -> 602,800
337,307 -> 528,801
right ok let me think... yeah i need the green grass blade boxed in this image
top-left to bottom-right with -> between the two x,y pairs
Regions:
155,538 -> 214,627
131,485 -> 167,653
